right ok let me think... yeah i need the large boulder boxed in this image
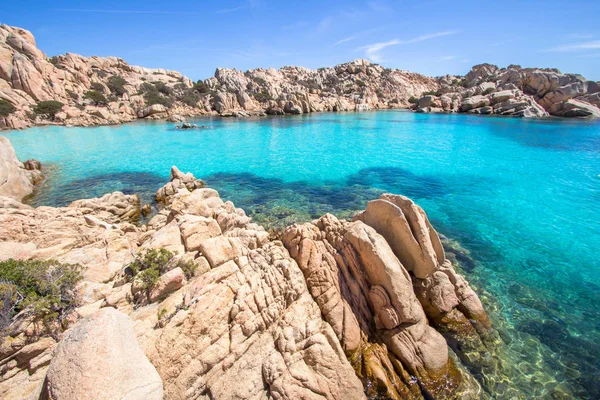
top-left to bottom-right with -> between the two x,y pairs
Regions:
46,307 -> 163,400
0,136 -> 40,201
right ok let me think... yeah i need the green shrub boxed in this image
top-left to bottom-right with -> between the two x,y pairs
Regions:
192,80 -> 211,94
408,96 -> 418,104
152,81 -> 172,95
0,99 -> 16,117
90,82 -> 105,93
0,259 -> 82,332
33,100 -> 64,119
253,91 -> 273,103
107,75 -> 128,96
355,79 -> 366,87
127,249 -> 196,296
144,91 -> 173,107
180,90 -> 201,107
421,90 -> 439,96
65,89 -> 79,101
84,90 -> 107,106
482,87 -> 495,95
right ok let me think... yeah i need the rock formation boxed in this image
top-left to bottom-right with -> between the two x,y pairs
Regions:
413,63 -> 600,118
46,307 -> 164,400
2,24 -> 598,129
0,136 -> 41,200
0,24 -> 437,130
0,148 -> 499,399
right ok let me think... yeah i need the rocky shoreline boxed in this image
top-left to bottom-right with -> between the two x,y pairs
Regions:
0,134 -> 514,399
1,24 -> 599,132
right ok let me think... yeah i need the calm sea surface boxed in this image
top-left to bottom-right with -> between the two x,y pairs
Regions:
3,110 -> 600,398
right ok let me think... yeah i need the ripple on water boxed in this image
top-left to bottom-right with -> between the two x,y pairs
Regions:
5,111 -> 600,399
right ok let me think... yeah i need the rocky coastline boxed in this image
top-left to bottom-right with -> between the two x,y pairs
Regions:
0,134 -> 516,399
1,24 -> 599,132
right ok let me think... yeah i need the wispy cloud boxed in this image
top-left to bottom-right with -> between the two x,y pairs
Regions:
357,31 -> 458,62
578,53 -> 600,58
334,36 -> 357,46
547,40 -> 600,52
215,6 -> 245,14
55,8 -> 201,15
439,55 -> 456,61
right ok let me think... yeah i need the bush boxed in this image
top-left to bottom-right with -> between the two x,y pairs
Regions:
127,249 -> 196,298
180,90 -> 201,107
408,96 -> 418,104
84,90 -> 107,106
152,81 -> 172,95
0,259 -> 82,332
253,91 -> 273,103
65,89 -> 79,101
482,87 -> 495,95
90,82 -> 105,93
0,99 -> 16,117
192,80 -> 211,94
107,75 -> 128,96
144,91 -> 173,107
421,90 -> 439,96
33,100 -> 64,119
355,79 -> 366,87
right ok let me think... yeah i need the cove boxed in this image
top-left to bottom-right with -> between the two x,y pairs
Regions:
3,110 -> 600,398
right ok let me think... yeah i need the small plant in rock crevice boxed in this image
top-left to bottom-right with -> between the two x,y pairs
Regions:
126,249 -> 196,301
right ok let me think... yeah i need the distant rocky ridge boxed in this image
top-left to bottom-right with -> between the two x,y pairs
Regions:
0,24 -> 436,130
0,137 -> 523,399
413,64 -> 600,118
2,23 -> 599,132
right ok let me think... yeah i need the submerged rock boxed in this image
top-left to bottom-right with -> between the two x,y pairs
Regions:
0,169 -> 497,399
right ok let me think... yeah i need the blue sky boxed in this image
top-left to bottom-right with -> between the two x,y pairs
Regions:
3,0 -> 600,81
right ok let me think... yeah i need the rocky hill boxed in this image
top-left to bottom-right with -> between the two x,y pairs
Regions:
413,63 -> 600,118
0,137 -> 525,399
0,24 -> 436,130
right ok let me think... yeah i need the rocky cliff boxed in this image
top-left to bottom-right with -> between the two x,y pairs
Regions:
413,63 -> 600,118
0,137 -> 506,399
0,24 -> 436,130
2,24 -> 598,130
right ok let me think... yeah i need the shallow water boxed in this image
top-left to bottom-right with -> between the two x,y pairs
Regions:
3,111 -> 600,398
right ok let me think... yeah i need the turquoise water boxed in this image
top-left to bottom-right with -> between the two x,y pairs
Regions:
3,111 -> 600,398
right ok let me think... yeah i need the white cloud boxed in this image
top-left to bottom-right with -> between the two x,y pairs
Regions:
357,31 -> 458,62
56,8 -> 200,15
547,41 -> 600,52
216,6 -> 245,14
334,36 -> 357,46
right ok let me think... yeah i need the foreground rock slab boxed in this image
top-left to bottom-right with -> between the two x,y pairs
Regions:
46,307 -> 164,400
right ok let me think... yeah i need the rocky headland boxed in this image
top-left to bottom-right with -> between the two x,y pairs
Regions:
0,136 -> 517,399
2,24 -> 599,131
412,63 -> 600,118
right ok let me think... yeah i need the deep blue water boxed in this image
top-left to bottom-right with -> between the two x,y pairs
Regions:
3,110 -> 600,398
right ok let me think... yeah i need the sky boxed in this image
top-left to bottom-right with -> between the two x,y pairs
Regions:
2,0 -> 600,81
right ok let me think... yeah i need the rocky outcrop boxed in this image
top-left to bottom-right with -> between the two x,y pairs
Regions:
414,63 -> 600,118
0,167 -> 496,399
69,191 -> 141,223
46,307 -> 164,400
0,24 -> 440,130
282,194 -> 491,399
0,136 -> 41,200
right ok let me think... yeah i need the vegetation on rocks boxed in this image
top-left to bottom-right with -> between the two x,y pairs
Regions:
107,75 -> 128,96
33,100 -> 64,119
0,259 -> 83,333
90,82 -> 105,93
127,249 -> 195,292
0,98 -> 16,117
140,82 -> 173,107
84,90 -> 108,106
